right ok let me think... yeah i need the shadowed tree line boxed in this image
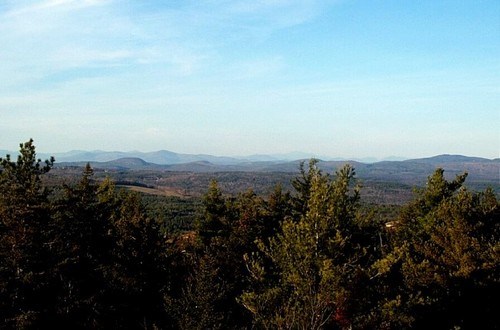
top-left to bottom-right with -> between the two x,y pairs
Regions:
1,140 -> 498,329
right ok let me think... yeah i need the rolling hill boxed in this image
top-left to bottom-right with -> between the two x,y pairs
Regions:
48,153 -> 499,203
3,146 -> 496,203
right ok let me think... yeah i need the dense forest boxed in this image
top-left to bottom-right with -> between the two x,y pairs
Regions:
1,140 -> 498,329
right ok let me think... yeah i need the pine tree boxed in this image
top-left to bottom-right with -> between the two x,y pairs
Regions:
51,165 -> 116,327
196,180 -> 230,243
241,163 -> 377,329
109,190 -> 171,328
373,169 -> 500,328
0,139 -> 55,327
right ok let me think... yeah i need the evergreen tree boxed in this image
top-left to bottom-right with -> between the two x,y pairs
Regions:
109,190 -> 172,328
291,159 -> 319,218
196,180 -> 230,243
51,164 -> 117,327
373,169 -> 499,329
241,163 -> 378,329
177,185 -> 267,329
0,139 -> 55,328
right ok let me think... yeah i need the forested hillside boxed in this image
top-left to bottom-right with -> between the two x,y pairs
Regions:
1,140 -> 498,329
49,153 -> 499,205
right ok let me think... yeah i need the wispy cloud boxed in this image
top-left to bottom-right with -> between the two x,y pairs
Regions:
5,0 -> 111,17
50,48 -> 134,67
0,0 -> 330,88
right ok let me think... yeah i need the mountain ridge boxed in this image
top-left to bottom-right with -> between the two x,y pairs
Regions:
53,154 -> 499,185
2,149 -> 498,184
7,148 -> 496,165
48,154 -> 499,203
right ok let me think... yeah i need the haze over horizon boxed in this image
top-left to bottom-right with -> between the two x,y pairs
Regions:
1,144 -> 499,165
1,1 -> 499,159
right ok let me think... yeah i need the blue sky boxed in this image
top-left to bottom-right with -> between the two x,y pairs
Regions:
1,0 -> 499,159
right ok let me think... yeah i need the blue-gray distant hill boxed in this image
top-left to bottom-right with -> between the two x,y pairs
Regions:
53,152 -> 499,190
37,149 -> 408,165
44,150 -> 243,165
36,151 -> 497,204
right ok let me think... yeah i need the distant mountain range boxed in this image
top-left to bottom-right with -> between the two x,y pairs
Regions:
0,149 -> 410,165
2,148 -> 497,201
3,148 -> 492,165
58,150 -> 408,164
43,152 -> 497,186
1,148 -> 498,186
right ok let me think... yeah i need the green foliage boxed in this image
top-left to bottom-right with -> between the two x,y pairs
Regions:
241,163 -> 380,329
142,194 -> 201,234
1,142 -> 173,328
373,169 -> 499,329
109,190 -> 171,328
0,139 -> 55,328
173,180 -> 295,329
291,158 -> 319,217
0,139 -> 54,198
51,165 -> 117,327
196,180 -> 230,243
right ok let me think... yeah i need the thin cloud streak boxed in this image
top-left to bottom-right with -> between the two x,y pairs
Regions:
0,0 -> 330,86
5,0 -> 112,17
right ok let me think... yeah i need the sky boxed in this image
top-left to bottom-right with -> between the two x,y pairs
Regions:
0,0 -> 499,159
